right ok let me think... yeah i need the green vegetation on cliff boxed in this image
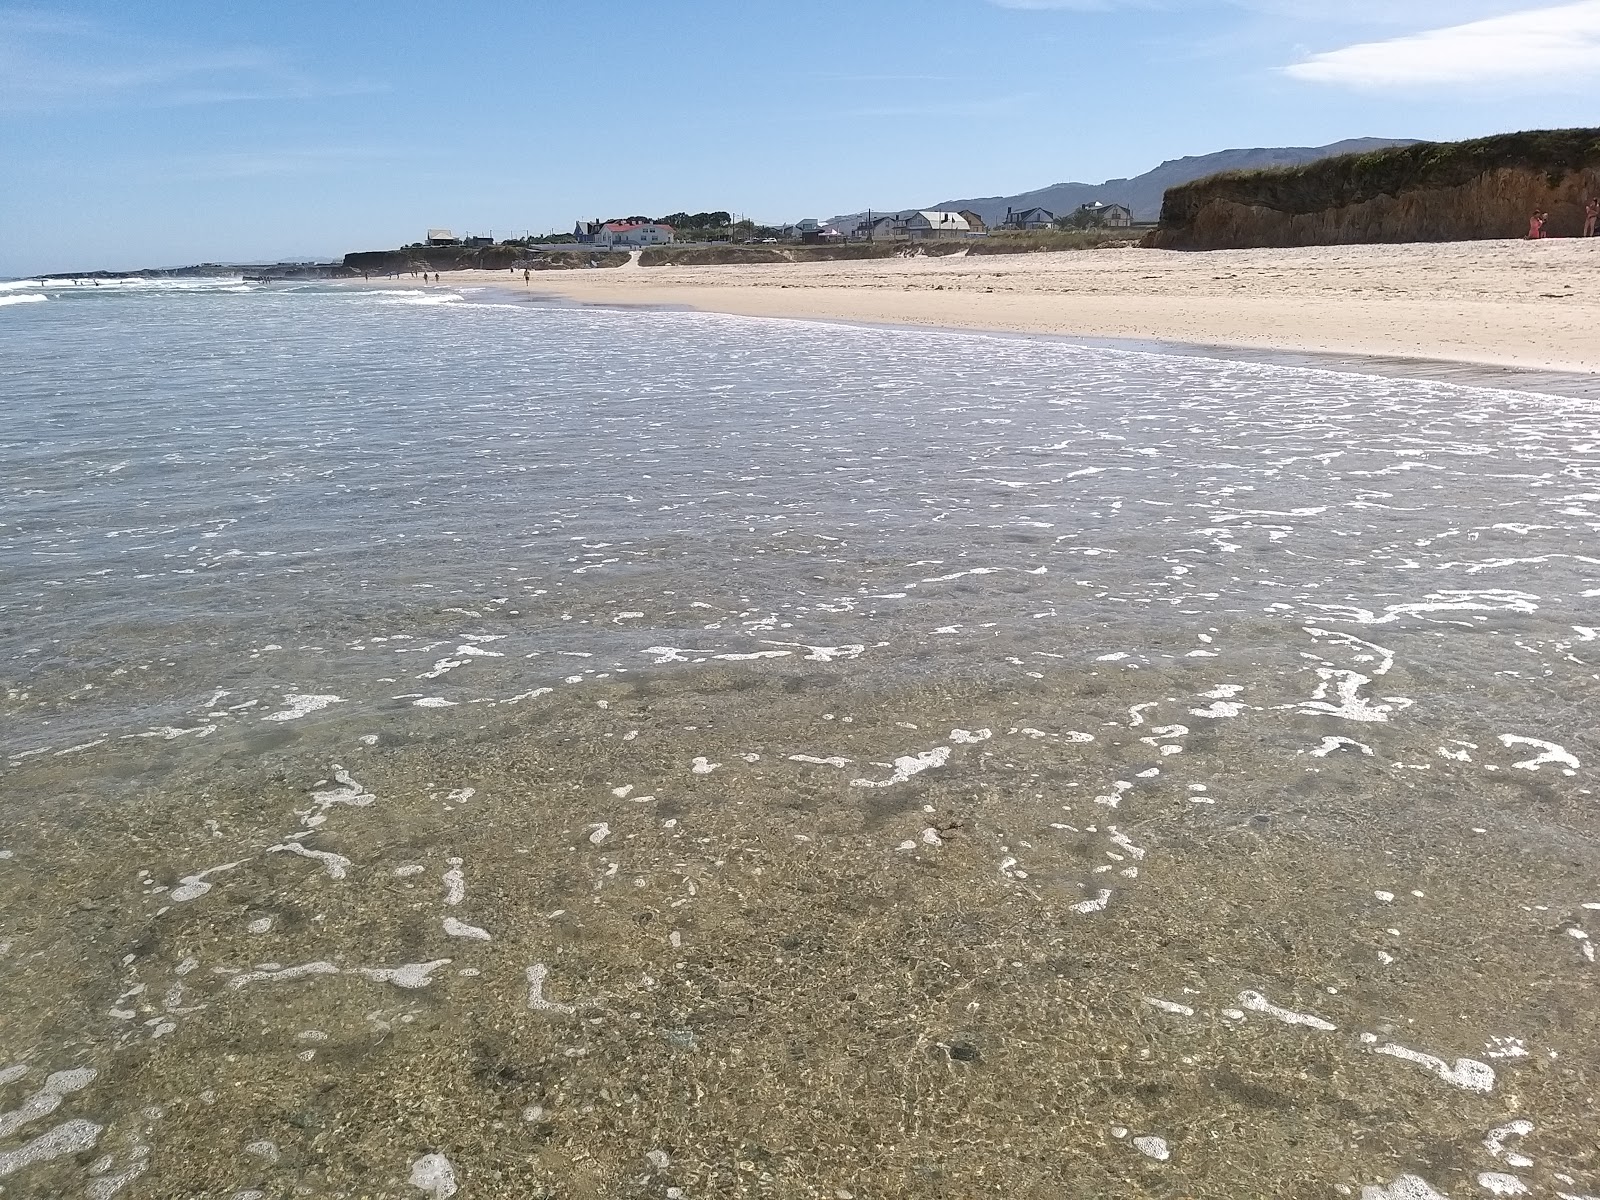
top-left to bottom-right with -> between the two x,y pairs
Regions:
1150,127 -> 1600,249
1159,128 -> 1600,225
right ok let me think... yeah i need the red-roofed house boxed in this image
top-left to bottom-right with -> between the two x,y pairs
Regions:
594,221 -> 675,249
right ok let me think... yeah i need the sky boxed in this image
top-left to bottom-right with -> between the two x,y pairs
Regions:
3,0 -> 1598,275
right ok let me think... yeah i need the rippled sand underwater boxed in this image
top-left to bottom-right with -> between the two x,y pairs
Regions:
1,282 -> 1597,1198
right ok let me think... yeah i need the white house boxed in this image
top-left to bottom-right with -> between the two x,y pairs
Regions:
426,228 -> 459,246
903,211 -> 971,240
593,222 -> 676,248
1073,202 -> 1134,228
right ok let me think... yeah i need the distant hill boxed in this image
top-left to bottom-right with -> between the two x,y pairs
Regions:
829,139 -> 1416,229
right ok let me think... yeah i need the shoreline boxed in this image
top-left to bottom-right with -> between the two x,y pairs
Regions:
347,239 -> 1600,391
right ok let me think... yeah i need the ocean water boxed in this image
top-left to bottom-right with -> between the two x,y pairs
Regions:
1,275 -> 1597,1199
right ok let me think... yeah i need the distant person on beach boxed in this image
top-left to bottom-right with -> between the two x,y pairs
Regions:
524,269 -> 531,283
1585,198 -> 1599,237
1528,211 -> 1547,239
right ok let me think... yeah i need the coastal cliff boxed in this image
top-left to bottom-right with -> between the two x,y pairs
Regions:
1147,129 -> 1600,250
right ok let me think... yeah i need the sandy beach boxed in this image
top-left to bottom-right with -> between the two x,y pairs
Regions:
399,238 -> 1600,376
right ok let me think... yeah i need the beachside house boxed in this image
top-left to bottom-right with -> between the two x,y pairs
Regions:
573,220 -> 605,244
593,221 -> 675,248
463,234 -> 495,248
1073,202 -> 1134,228
862,215 -> 908,241
1000,207 -> 1054,230
426,228 -> 459,246
958,209 -> 989,235
904,211 -> 972,241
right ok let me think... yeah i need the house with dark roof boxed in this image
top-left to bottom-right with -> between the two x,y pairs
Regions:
1000,207 -> 1055,230
1073,202 -> 1134,228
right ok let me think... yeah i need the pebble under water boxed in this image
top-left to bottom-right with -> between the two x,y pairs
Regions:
1,277 -> 1597,1199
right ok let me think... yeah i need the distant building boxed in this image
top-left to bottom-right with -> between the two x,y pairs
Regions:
463,234 -> 495,248
426,228 -> 459,246
957,209 -> 988,234
903,211 -> 972,240
573,220 -> 604,244
1000,207 -> 1054,230
801,225 -> 849,245
862,215 -> 908,242
1074,202 -> 1133,228
594,221 -> 675,248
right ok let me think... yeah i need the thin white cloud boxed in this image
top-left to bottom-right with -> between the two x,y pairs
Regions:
0,8 -> 379,111
1285,1 -> 1600,87
986,0 -> 1540,19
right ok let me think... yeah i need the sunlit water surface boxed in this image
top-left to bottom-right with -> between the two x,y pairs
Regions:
1,276 -> 1597,1199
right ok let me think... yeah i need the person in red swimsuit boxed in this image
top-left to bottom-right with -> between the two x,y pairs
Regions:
1528,210 -> 1548,239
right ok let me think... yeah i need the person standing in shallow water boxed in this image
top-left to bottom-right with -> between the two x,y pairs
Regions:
1528,210 -> 1548,239
1584,198 -> 1599,237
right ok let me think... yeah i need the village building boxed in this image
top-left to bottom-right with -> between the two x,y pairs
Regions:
957,209 -> 988,234
592,221 -> 676,249
1000,207 -> 1054,230
903,211 -> 971,240
1074,202 -> 1134,228
425,228 -> 459,246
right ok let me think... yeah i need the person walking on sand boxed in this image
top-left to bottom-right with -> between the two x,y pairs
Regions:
1585,197 -> 1599,237
1528,210 -> 1547,239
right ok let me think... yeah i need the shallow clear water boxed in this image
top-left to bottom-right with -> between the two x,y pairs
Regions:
1,276 -> 1597,1199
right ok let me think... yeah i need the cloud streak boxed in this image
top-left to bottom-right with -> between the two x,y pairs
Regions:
0,8 -> 379,111
1284,1 -> 1600,87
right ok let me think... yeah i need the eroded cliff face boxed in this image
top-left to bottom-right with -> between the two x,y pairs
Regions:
1147,167 -> 1600,250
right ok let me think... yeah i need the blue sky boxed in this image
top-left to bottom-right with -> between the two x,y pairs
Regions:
3,0 -> 1598,275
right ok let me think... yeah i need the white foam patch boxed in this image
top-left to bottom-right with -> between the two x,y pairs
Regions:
226,960 -> 449,991
526,963 -> 578,1015
0,1069 -> 97,1140
788,754 -> 852,767
1483,1120 -> 1534,1168
1143,998 -> 1195,1017
300,771 -> 376,825
170,861 -> 245,903
268,842 -> 351,879
1297,670 -> 1405,723
759,641 -> 865,662
1477,1174 -> 1529,1196
409,1153 -> 459,1197
1070,889 -> 1112,915
442,917 -> 491,941
1498,735 -> 1579,773
1372,1042 -> 1495,1092
0,1118 -> 103,1180
949,728 -> 992,744
1133,1135 -> 1170,1162
262,694 -> 342,722
690,758 -> 720,775
1361,1177 -> 1449,1200
1311,736 -> 1375,758
850,747 -> 951,789
1238,990 -> 1336,1031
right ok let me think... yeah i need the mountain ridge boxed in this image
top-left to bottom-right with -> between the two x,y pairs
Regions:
829,138 -> 1416,229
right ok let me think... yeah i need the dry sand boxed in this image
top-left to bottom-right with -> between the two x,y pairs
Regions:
396,238 -> 1600,375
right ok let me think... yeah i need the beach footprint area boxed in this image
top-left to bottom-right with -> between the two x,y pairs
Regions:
2,283 -> 1597,1198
